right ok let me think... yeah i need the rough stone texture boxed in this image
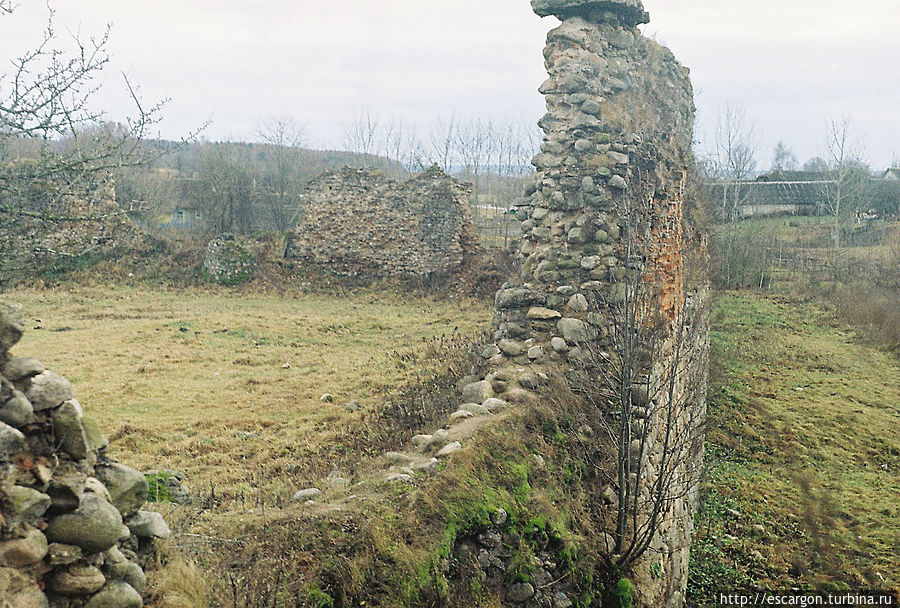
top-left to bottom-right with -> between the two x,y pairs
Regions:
0,175 -> 152,288
532,0 -> 649,26
0,529 -> 48,567
26,371 -> 74,411
0,303 -> 24,354
84,581 -> 143,608
202,233 -> 255,286
94,463 -> 149,518
285,165 -> 481,281
458,3 -> 708,606
0,318 -> 168,607
126,510 -> 171,539
3,357 -> 45,381
46,494 -> 124,554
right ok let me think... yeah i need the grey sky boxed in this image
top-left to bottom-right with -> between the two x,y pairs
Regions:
1,0 -> 898,170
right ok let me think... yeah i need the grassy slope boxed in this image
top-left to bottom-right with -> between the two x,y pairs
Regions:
7,284 -> 491,501
689,293 -> 900,603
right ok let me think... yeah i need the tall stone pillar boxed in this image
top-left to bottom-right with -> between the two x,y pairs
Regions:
463,2 -> 706,605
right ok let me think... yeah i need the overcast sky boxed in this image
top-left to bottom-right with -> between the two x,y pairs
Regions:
1,0 -> 898,171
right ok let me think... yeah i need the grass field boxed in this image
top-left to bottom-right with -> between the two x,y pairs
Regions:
688,293 -> 900,602
6,284 -> 492,503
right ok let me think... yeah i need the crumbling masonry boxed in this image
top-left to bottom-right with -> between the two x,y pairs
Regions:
457,0 -> 708,604
1,303 -> 169,608
284,165 -> 481,281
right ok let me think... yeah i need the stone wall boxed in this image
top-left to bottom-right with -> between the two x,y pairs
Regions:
202,234 -> 255,286
0,303 -> 169,607
455,1 -> 708,605
0,173 -> 150,287
284,165 -> 481,281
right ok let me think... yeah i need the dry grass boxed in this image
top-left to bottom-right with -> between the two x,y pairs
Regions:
689,293 -> 900,603
6,283 -> 492,503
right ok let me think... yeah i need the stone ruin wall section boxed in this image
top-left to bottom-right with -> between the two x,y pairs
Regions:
458,1 -> 708,605
284,165 -> 482,281
1,304 -> 170,608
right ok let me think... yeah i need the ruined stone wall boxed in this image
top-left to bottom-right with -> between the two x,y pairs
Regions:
0,173 -> 151,286
202,234 -> 255,286
0,303 -> 169,607
284,165 -> 481,281
456,1 -> 708,605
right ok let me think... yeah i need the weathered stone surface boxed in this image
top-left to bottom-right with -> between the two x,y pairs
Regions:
462,380 -> 494,404
551,337 -> 569,353
0,303 -> 24,353
94,463 -> 148,517
0,421 -> 25,459
292,488 -> 322,502
482,398 -> 509,413
127,510 -> 171,539
52,401 -> 90,459
498,339 -> 526,357
47,564 -> 106,596
285,166 -> 480,281
508,581 -> 536,603
4,486 -> 51,525
526,307 -> 562,320
568,293 -> 589,312
46,494 -> 124,553
84,581 -> 143,608
481,344 -> 501,359
82,416 -> 108,452
47,474 -> 86,514
495,287 -> 540,310
0,529 -> 48,567
436,442 -> 462,458
608,174 -> 628,190
3,357 -> 45,381
557,318 -> 596,342
0,566 -> 48,607
202,234 -> 255,286
26,371 -> 74,411
532,0 -> 649,26
2,328 -> 166,607
102,547 -> 147,594
0,391 -> 33,428
46,543 -> 83,566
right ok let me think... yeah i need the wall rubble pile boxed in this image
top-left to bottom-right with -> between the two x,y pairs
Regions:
0,303 -> 169,608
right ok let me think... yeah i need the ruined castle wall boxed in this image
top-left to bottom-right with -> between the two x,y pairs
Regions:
284,166 -> 482,280
0,173 -> 150,286
0,303 -> 169,607
458,1 -> 708,605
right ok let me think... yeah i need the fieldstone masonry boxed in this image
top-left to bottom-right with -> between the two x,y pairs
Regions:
456,0 -> 707,605
284,165 -> 481,281
0,303 -> 169,607
202,233 -> 255,286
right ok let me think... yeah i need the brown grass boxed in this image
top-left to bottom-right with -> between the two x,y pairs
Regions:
6,283 -> 492,503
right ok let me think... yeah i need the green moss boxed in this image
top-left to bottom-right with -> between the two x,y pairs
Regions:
145,472 -> 176,503
606,578 -> 635,608
304,585 -> 334,608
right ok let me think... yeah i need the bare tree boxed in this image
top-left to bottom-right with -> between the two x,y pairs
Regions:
195,143 -> 257,235
428,115 -> 457,173
256,116 -> 306,231
455,117 -> 495,199
342,111 -> 379,167
771,140 -> 798,172
712,103 -> 758,220
0,4 -> 179,283
561,169 -> 707,571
